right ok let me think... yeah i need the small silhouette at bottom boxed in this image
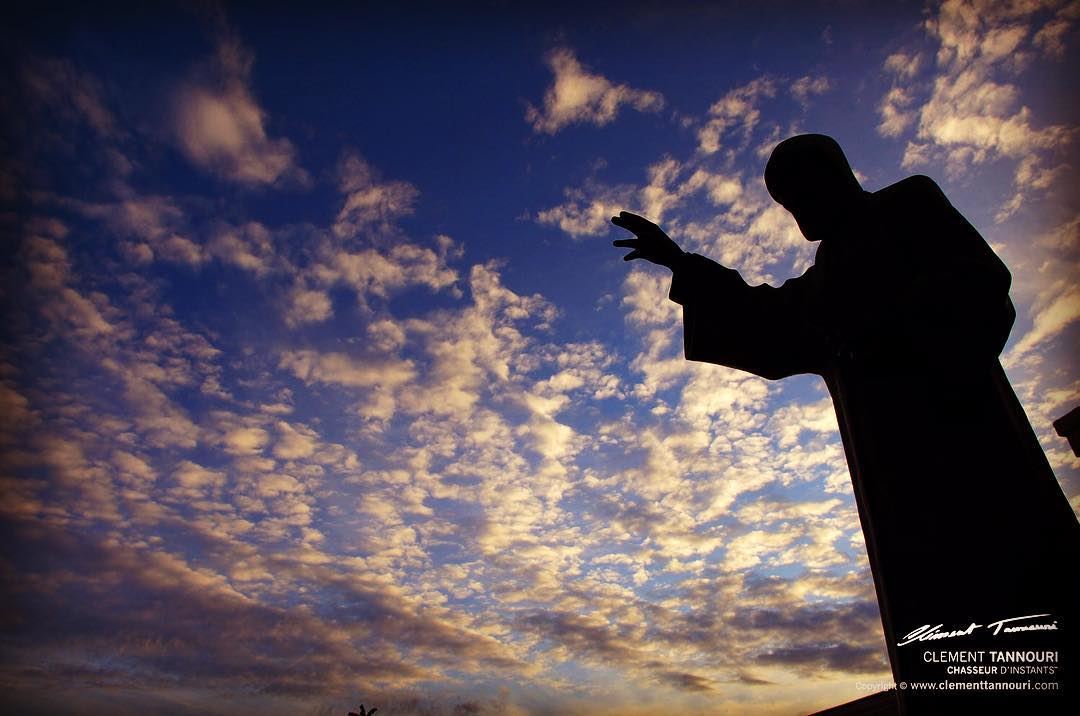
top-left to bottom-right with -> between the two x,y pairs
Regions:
349,705 -> 377,716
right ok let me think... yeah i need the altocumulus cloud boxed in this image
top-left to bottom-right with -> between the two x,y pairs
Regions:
173,37 -> 307,187
880,0 -> 1077,221
526,47 -> 665,134
2,3 -> 1077,715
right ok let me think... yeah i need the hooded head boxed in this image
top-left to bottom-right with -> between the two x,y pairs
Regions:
764,134 -> 864,242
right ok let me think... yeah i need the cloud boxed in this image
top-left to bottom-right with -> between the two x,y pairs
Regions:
789,75 -> 831,106
883,51 -> 923,80
526,48 -> 664,134
9,12 -> 980,712
222,426 -> 269,455
206,221 -> 277,275
757,642 -> 887,674
118,373 -> 201,449
395,261 -> 559,419
278,239 -> 460,332
1034,13 -> 1072,56
5,206 -> 893,710
0,524 -> 520,704
697,77 -> 777,154
62,163 -> 290,279
76,194 -> 205,267
112,450 -> 156,483
173,38 -> 304,186
877,86 -> 917,138
314,243 -> 459,301
283,286 -> 334,327
168,460 -> 230,506
279,349 -> 417,390
172,460 -> 226,489
536,157 -> 758,245
724,529 -> 800,571
536,183 -> 635,238
333,152 -> 421,238
1012,286 -> 1080,358
621,268 -> 681,329
0,384 -> 37,442
878,0 -> 1076,219
22,57 -> 117,138
656,670 -> 716,692
272,420 -> 320,460
24,236 -> 116,340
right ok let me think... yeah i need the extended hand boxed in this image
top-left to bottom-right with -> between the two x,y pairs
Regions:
611,211 -> 684,268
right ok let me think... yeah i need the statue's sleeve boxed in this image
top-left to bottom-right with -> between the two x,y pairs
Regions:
899,176 -> 1015,367
668,253 -> 826,380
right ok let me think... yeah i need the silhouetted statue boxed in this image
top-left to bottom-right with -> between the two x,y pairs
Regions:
1055,406 -> 1080,457
613,134 -> 1079,712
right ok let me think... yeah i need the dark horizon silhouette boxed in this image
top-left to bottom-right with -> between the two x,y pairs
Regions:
613,134 -> 1080,713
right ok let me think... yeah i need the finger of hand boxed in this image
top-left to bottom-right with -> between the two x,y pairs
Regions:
618,211 -> 657,231
614,211 -> 652,229
612,239 -> 638,248
623,250 -> 642,261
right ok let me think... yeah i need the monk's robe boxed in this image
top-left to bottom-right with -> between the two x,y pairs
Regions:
670,175 -> 1079,712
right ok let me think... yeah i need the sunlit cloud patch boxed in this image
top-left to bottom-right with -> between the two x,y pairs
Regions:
2,2 -> 1077,714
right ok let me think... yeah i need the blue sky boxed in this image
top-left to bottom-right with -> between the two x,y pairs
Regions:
2,1 -> 1078,714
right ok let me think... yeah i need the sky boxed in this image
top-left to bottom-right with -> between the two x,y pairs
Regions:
1,1 -> 1078,714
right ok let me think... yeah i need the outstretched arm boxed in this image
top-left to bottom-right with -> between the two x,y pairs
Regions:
672,255 -> 828,379
611,211 -> 827,380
